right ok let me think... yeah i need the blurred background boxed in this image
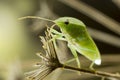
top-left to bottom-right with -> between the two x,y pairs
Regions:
0,0 -> 120,80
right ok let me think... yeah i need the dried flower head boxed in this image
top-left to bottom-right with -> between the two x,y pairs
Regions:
25,28 -> 61,80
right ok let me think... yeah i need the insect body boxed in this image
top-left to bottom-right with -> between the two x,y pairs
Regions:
53,17 -> 101,68
19,16 -> 101,68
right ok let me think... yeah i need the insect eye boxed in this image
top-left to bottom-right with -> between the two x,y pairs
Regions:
64,19 -> 69,25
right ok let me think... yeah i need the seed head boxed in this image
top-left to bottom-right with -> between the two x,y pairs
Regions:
25,28 -> 61,80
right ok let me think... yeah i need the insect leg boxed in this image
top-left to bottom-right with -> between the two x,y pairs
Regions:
47,24 -> 63,36
50,28 -> 63,35
50,28 -> 65,39
68,44 -> 80,68
89,61 -> 95,70
49,28 -> 67,50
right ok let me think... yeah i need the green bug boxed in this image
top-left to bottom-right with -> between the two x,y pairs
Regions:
53,17 -> 101,68
19,16 -> 101,69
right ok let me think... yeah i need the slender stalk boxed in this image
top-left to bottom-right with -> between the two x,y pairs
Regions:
59,63 -> 120,78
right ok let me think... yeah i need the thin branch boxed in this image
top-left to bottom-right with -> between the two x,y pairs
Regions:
59,64 -> 120,79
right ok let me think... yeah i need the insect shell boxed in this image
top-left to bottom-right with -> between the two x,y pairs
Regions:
54,17 -> 101,65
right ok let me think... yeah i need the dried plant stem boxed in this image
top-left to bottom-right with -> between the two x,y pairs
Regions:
58,63 -> 120,79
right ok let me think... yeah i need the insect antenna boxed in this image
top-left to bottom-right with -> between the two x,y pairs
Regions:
18,16 -> 54,22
